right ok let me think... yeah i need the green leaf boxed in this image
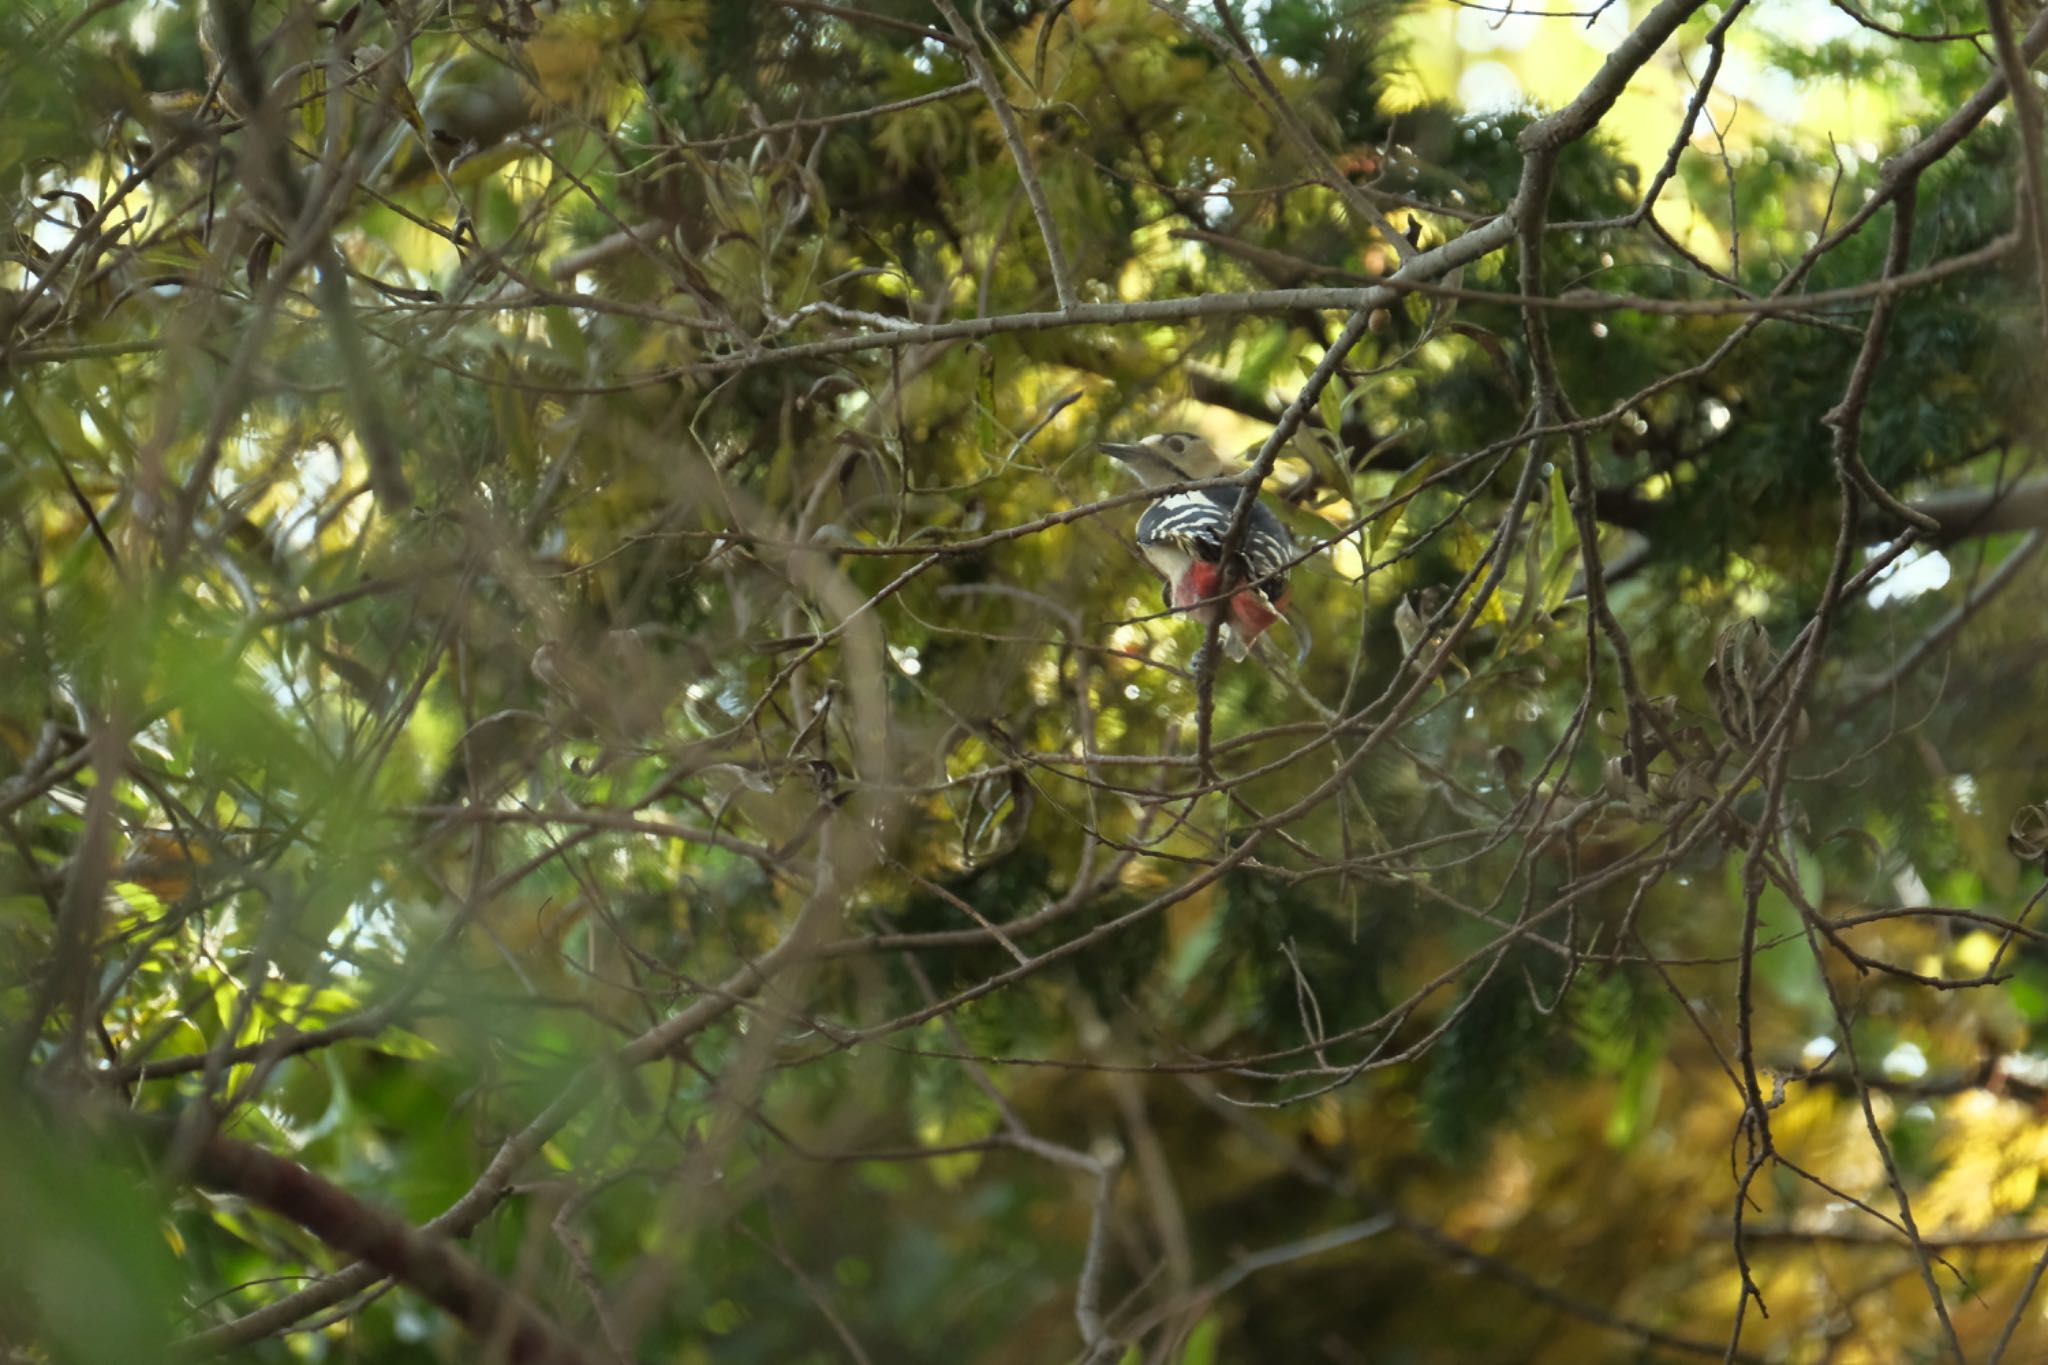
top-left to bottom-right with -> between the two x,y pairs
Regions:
1723,837 -> 1829,1015
1180,1315 -> 1222,1365
1605,1042 -> 1663,1148
978,348 -> 997,456
0,1116 -> 183,1363
1371,454 -> 1437,551
1316,374 -> 1345,441
1542,462 -> 1582,612
1294,428 -> 1350,503
542,306 -> 588,369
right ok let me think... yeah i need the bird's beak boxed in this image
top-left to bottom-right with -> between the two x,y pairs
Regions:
1101,442 -> 1187,483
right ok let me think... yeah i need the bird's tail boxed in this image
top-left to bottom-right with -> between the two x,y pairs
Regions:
1247,609 -> 1312,668
1283,611 -> 1313,667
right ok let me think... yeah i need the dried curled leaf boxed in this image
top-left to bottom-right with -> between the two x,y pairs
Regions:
955,767 -> 1032,868
1394,585 -> 1449,669
1493,744 -> 1525,795
1704,618 -> 1806,750
2011,804 -> 2048,871
1601,753 -> 1639,802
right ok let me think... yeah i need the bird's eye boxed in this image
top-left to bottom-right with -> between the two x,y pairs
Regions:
1165,436 -> 1184,452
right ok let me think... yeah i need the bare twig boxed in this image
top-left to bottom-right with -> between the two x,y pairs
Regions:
934,0 -> 1079,311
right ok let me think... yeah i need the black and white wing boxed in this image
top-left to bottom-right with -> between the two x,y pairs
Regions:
1134,490 -> 1294,602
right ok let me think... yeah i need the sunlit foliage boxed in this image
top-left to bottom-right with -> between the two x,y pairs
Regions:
3,0 -> 2048,1361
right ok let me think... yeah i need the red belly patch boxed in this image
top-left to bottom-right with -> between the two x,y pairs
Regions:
1173,563 -> 1287,646
1173,560 -> 1224,609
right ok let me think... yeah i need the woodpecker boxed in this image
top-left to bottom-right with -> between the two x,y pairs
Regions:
1101,432 -> 1303,663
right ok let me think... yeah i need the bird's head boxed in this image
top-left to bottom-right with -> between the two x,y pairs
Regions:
1100,431 -> 1234,486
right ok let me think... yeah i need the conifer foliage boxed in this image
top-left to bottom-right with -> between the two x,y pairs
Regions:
3,0 -> 2047,1360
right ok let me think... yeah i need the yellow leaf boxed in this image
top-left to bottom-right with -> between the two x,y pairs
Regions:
526,15 -> 608,106
642,0 -> 707,48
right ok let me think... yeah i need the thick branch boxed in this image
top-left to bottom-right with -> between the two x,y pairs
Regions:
142,1116 -> 598,1365
177,881 -> 837,1356
1865,476 -> 2048,542
1985,0 -> 2048,337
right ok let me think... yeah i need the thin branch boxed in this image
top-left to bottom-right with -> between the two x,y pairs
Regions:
1116,1216 -> 1396,1340
1822,189 -> 1940,533
665,80 -> 977,152
1075,1157 -> 1122,1359
589,235 -> 2017,384
1989,1238 -> 2048,1364
934,0 -> 1079,311
1206,0 -> 1418,259
1871,476 -> 2048,541
778,0 -> 967,47
1987,0 -> 2048,338
1839,530 -> 2045,715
